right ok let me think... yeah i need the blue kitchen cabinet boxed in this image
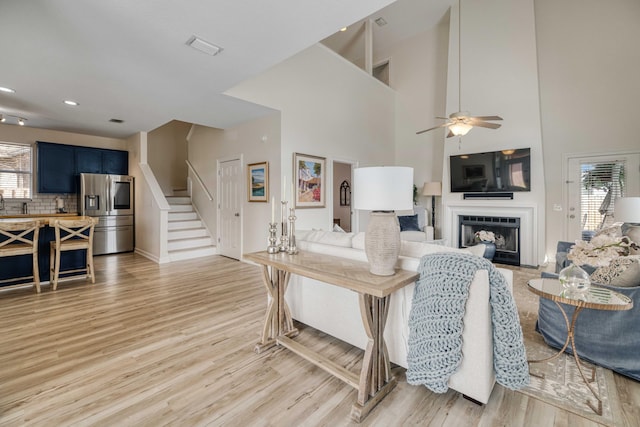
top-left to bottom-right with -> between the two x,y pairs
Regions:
102,149 -> 128,175
37,142 -> 76,193
75,147 -> 103,174
37,142 -> 129,194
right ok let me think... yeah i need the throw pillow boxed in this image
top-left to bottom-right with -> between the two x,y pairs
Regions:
590,255 -> 640,287
398,214 -> 421,232
332,223 -> 346,233
593,224 -> 623,239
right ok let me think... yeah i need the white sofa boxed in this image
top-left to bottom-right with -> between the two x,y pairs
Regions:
284,230 -> 513,404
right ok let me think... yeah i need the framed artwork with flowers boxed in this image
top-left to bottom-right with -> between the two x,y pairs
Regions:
293,153 -> 325,208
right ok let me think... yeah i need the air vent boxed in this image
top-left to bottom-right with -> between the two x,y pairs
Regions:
186,36 -> 223,56
109,118 -> 124,123
374,17 -> 387,27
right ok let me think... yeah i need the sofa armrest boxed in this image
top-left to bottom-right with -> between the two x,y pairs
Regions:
424,226 -> 434,241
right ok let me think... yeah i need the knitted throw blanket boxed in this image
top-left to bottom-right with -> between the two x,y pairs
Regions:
406,252 -> 529,393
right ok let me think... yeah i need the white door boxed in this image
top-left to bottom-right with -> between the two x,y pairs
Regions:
565,153 -> 640,241
218,158 -> 242,260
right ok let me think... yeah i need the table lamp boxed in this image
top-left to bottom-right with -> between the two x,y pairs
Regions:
353,166 -> 413,276
615,197 -> 640,254
422,182 -> 442,235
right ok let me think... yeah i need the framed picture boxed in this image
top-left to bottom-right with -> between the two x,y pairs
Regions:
463,165 -> 485,180
247,161 -> 269,202
294,153 -> 325,208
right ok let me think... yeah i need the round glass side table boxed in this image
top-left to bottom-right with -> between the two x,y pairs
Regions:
527,278 -> 633,415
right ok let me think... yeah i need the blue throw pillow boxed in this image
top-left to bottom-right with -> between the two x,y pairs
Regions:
398,214 -> 421,232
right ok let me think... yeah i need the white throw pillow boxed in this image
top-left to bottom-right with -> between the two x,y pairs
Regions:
590,255 -> 640,287
303,230 -> 354,247
352,232 -> 366,250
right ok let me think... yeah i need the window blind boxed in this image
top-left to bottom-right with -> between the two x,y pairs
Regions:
0,142 -> 32,199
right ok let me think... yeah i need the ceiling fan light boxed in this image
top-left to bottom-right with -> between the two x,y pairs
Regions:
450,123 -> 472,136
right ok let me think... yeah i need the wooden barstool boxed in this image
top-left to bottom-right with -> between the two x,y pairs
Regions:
50,218 -> 96,290
0,220 -> 42,293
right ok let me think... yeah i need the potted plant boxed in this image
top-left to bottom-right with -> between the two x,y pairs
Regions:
474,230 -> 496,261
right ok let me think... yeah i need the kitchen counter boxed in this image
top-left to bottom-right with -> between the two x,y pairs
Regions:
0,213 -> 84,225
0,214 -> 95,287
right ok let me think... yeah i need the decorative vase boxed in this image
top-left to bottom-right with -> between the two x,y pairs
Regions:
559,264 -> 591,293
478,241 -> 496,261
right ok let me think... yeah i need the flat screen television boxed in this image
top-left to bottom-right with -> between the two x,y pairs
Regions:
449,148 -> 531,193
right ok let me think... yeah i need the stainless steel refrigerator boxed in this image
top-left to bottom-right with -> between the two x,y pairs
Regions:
79,173 -> 134,255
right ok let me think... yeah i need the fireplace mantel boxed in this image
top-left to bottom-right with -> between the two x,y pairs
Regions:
444,202 -> 539,267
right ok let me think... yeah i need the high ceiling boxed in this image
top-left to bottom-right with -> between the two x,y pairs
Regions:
0,0 -> 453,139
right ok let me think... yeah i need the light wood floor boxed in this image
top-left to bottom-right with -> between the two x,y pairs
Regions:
1,253 -> 638,426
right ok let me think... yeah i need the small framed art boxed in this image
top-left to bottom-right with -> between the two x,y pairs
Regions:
247,161 -> 269,202
294,153 -> 325,208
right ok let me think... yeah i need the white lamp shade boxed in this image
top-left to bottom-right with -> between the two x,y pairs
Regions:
422,181 -> 442,196
615,197 -> 640,223
353,166 -> 413,211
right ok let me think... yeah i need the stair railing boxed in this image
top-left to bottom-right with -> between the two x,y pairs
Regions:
186,160 -> 213,201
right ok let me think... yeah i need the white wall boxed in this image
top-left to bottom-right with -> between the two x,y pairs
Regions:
187,114 -> 281,255
128,132 -> 170,263
0,123 -> 126,150
438,0 -> 546,266
373,15 -> 451,238
535,0 -> 640,257
148,120 -> 191,195
227,43 -> 397,233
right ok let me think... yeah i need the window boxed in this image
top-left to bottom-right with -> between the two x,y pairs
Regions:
580,160 -> 625,231
0,142 -> 33,199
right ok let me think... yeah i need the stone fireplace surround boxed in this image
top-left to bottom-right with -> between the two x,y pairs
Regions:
444,202 -> 539,267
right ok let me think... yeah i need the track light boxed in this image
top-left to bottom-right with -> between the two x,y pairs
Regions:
0,113 -> 27,126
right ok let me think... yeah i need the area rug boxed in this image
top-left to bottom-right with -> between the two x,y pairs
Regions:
509,267 -> 622,426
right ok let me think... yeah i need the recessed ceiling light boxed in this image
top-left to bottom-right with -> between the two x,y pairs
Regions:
18,118 -> 26,126
186,35 -> 223,56
0,86 -> 16,93
64,100 -> 79,106
340,27 -> 347,32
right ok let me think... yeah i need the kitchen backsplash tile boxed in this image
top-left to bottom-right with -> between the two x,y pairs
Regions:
0,194 -> 77,215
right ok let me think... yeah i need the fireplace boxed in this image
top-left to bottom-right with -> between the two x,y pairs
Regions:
459,215 -> 520,265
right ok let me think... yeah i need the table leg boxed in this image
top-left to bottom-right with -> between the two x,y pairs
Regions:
350,294 -> 396,422
528,302 -> 602,415
254,265 -> 298,353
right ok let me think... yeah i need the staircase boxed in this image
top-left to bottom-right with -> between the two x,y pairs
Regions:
166,193 -> 216,262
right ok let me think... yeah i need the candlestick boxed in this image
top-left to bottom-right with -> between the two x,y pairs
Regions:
280,200 -> 289,252
267,222 -> 279,253
291,183 -> 296,208
287,207 -> 298,255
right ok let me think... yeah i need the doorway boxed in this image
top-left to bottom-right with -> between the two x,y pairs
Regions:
565,153 -> 640,241
333,161 -> 353,232
217,156 -> 242,260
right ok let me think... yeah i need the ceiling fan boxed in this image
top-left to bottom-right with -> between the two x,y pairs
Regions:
416,0 -> 502,138
416,112 -> 502,138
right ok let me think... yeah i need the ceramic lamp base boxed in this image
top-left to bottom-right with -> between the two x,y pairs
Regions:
364,211 -> 401,276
